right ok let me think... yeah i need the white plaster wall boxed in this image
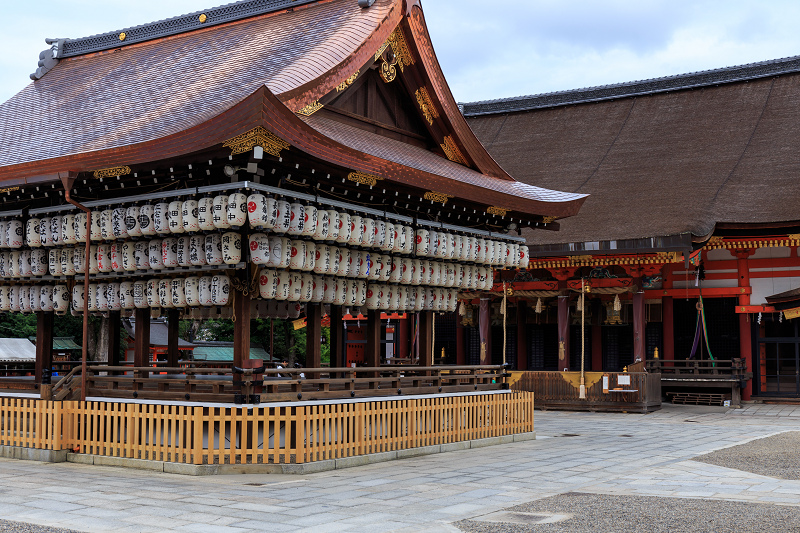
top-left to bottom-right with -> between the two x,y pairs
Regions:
751,276 -> 800,305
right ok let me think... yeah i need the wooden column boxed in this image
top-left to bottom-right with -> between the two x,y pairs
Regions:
306,303 -> 322,376
233,290 -> 251,369
591,299 -> 603,371
479,298 -> 491,365
366,309 -> 381,373
516,300 -> 528,370
557,295 -> 570,371
662,296 -> 674,365
456,312 -> 466,365
133,307 -> 151,378
632,283 -> 646,363
330,305 -> 345,372
166,309 -> 180,370
107,311 -> 121,369
418,311 -> 434,367
35,311 -> 54,384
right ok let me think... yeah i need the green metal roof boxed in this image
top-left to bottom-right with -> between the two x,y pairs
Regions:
191,346 -> 270,362
28,337 -> 81,351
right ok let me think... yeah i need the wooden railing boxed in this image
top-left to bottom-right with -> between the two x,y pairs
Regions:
1,393 -> 534,465
646,359 -> 750,380
510,371 -> 661,413
83,365 -> 508,404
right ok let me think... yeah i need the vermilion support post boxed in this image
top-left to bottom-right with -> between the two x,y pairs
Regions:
418,311 -> 434,367
516,300 -> 527,370
735,251 -> 754,400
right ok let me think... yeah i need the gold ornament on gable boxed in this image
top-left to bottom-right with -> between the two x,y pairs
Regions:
92,166 -> 132,179
222,126 -> 290,156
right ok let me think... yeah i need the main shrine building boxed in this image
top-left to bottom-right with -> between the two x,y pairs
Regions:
463,55 -> 800,402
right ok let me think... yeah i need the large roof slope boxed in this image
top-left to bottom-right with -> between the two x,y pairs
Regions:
465,57 -> 800,245
0,0 -> 395,169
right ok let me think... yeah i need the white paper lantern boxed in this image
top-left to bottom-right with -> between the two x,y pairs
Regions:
410,259 -> 423,285
286,272 -> 302,302
212,275 -> 230,306
519,245 -> 530,269
165,201 -> 183,234
326,210 -> 340,241
359,218 -> 374,248
132,281 -> 147,308
29,249 -> 46,276
39,217 -> 53,246
170,279 -> 186,307
275,200 -> 291,233
189,235 -> 206,266
322,277 -> 337,304
184,277 -> 200,307
26,219 -> 41,247
198,277 -> 213,306
388,286 -> 401,311
112,208 -> 128,239
333,278 -> 348,305
208,195 -> 228,229
151,203 -> 168,235
222,232 -> 241,265
445,233 -> 457,260
174,236 -> 190,267
303,242 -> 316,272
59,215 -> 75,246
249,233 -> 270,264
197,198 -> 215,231
204,234 -> 223,266
226,193 -> 247,227
378,284 -> 390,310
288,302 -> 304,319
313,244 -> 330,275
302,206 -> 318,237
428,261 -> 441,286
246,194 -> 267,228
0,221 -> 7,248
400,258 -> 413,284
379,255 -> 393,282
311,275 -> 325,302
148,239 -> 164,270
0,286 -> 9,311
349,250 -> 363,278
96,244 -> 111,273
355,279 -> 367,307
139,205 -> 156,236
289,240 -> 306,270
385,258 -> 399,284
0,251 -> 7,277
28,286 -> 41,312
329,246 -> 342,275
53,285 -> 69,313
8,251 -> 20,278
274,271 -> 291,301
175,200 -> 196,233
383,222 -> 395,252
314,209 -> 330,241
336,248 -> 351,277
7,220 -> 23,248
9,286 -> 21,311
337,213 -> 351,244
85,283 -> 98,312
258,269 -> 278,299
61,248 -> 76,276
110,243 -> 125,272
415,229 -> 430,257
120,281 -> 135,310
162,238 -> 179,267
348,216 -> 363,246
299,273 -> 314,303
475,239 -> 486,264
157,279 -> 171,308
366,284 -> 381,309
444,263 -> 456,287
17,250 -> 31,277
107,283 -> 121,311
121,207 -> 140,239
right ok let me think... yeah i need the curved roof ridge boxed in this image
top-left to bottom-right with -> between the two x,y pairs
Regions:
461,53 -> 800,116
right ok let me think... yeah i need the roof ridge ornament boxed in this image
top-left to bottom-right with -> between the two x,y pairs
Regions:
358,0 -> 376,6
375,27 -> 415,83
222,126 -> 290,156
93,166 -> 132,179
30,38 -> 67,80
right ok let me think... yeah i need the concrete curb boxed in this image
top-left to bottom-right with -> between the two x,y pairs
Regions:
3,431 -> 535,476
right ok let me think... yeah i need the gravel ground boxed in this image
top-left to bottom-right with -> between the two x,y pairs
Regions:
694,430 -> 800,479
454,492 -> 800,533
0,521 -> 81,533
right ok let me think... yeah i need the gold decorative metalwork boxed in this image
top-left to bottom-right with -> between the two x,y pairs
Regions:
376,27 -> 415,83
440,135 -> 468,165
530,252 -> 683,270
0,186 -> 20,194
119,33 -> 126,41
222,126 -> 290,156
415,87 -> 438,125
486,206 -> 508,217
703,236 -> 800,251
198,14 -> 208,23
92,166 -> 132,179
336,71 -> 360,92
347,172 -> 383,187
296,100 -> 323,117
542,216 -> 557,224
423,191 -> 453,204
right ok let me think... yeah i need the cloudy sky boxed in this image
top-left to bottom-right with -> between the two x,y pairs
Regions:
2,0 -> 800,104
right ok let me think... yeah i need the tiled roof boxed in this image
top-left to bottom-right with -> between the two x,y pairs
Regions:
461,55 -> 800,116
1,0 -> 396,169
466,67 -> 800,245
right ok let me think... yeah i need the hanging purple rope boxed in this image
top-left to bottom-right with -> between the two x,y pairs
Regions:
688,313 -> 701,359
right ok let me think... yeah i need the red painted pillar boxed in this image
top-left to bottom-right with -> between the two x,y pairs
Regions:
662,296 -> 674,366
735,251 -> 754,400
557,295 -> 570,371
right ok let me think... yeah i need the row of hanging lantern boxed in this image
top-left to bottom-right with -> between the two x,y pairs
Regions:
3,192 -> 528,266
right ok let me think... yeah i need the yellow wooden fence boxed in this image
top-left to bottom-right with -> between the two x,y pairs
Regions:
0,393 -> 534,465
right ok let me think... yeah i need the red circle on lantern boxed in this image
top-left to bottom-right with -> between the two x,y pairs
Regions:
248,202 -> 257,213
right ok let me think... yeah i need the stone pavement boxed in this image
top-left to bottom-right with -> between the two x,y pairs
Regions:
0,404 -> 799,532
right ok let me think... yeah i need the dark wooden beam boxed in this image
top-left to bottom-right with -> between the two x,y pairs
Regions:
418,311 -> 433,368
233,290 -> 251,368
366,310 -> 381,374
330,305 -> 345,371
133,307 -> 151,379
35,311 -> 54,384
516,300 -> 527,371
306,303 -> 322,378
107,311 -> 121,368
167,308 -> 180,370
